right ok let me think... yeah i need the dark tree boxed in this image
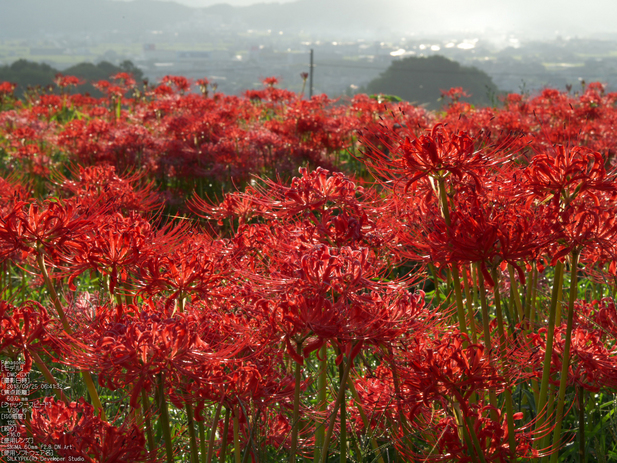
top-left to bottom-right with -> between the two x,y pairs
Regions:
365,55 -> 499,110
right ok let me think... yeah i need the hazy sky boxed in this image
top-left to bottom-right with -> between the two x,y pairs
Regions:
161,0 -> 296,5
114,0 -> 617,36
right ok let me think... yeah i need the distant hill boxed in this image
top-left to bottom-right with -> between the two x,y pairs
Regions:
0,59 -> 144,97
365,55 -> 499,110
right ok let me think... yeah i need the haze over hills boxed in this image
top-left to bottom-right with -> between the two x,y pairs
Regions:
2,0 -> 403,40
3,0 -> 617,40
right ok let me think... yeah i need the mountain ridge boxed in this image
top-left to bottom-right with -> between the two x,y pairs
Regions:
0,0 -> 408,39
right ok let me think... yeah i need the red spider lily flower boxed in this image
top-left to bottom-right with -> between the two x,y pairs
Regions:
0,198 -> 100,265
351,368 -> 402,434
111,72 -> 137,89
397,402 -> 548,462
440,87 -> 471,104
265,413 -> 293,449
360,123 -> 513,193
0,81 -> 17,97
64,212 -> 189,294
0,174 -> 30,214
263,76 -> 280,87
190,189 -> 266,225
93,79 -> 126,98
63,299 -> 248,410
56,117 -> 159,170
275,167 -> 364,215
525,307 -> 617,392
160,75 -> 192,94
344,286 -> 429,346
396,332 -> 507,413
195,77 -> 210,87
402,184 -> 544,285
54,73 -> 85,89
0,300 -> 58,374
9,397 -> 156,462
63,212 -> 156,294
546,201 -> 617,265
53,164 -> 162,214
196,77 -> 210,97
561,324 -> 617,391
276,293 -> 344,344
135,232 -> 233,304
588,297 -> 617,339
295,245 -> 375,295
191,354 -> 298,409
523,144 -> 616,207
193,166 -> 393,251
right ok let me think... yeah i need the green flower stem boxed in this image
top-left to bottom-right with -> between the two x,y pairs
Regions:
36,253 -> 69,332
114,287 -> 123,307
314,344 -> 328,463
31,351 -> 68,403
36,251 -> 106,421
240,407 -> 259,463
198,420 -> 206,463
428,263 -> 441,306
451,265 -> 470,339
491,267 -> 518,459
347,376 -> 386,463
206,402 -> 223,463
338,350 -> 347,463
156,374 -> 174,463
446,269 -> 453,308
540,383 -> 557,458
141,386 -> 156,454
523,264 -> 535,323
554,268 -> 565,326
388,347 -> 413,448
449,403 -> 479,463
528,264 -> 539,327
186,400 -> 200,463
436,176 -> 467,337
476,268 -> 499,422
177,291 -> 185,314
348,426 -> 364,463
533,260 -> 564,457
233,407 -> 242,463
507,263 -> 523,325
463,266 -> 479,344
220,407 -> 231,463
490,268 -> 507,350
319,347 -> 354,463
549,251 -> 580,463
124,282 -> 134,306
578,385 -> 586,463
289,340 -> 303,463
464,415 -> 488,463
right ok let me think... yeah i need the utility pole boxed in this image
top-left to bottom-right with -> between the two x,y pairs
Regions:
309,48 -> 314,99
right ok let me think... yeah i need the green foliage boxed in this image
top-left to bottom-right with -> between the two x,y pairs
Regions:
365,55 -> 499,110
65,60 -> 144,85
0,59 -> 143,97
0,59 -> 57,95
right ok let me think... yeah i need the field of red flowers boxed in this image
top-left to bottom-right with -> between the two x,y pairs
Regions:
1,74 -> 617,462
